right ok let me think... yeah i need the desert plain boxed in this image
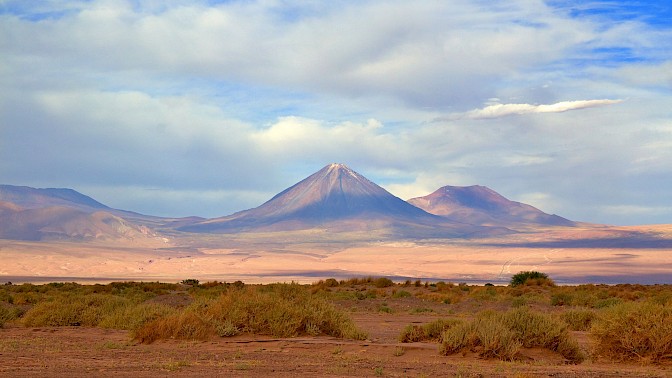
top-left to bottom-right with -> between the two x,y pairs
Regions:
1,224 -> 671,285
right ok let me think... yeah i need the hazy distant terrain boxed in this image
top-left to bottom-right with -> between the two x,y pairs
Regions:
1,164 -> 671,284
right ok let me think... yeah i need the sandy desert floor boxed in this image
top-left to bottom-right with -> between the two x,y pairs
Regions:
1,225 -> 671,285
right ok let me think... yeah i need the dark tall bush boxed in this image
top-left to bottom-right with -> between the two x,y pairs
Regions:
510,271 -> 553,287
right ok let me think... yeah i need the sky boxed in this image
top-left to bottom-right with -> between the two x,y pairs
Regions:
1,0 -> 671,225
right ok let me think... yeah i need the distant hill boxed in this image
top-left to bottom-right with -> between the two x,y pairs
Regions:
179,163 -> 507,238
0,184 -> 201,231
0,185 -> 109,212
0,200 -> 155,241
408,185 -> 575,227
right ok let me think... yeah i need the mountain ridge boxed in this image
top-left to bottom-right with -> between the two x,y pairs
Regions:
178,163 -> 466,236
0,164 -> 579,240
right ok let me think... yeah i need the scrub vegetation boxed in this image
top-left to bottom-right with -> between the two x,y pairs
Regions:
1,273 -> 672,367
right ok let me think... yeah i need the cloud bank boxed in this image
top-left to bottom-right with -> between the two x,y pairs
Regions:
1,0 -> 671,225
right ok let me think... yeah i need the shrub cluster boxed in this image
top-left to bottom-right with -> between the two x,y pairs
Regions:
21,293 -> 172,329
591,302 -> 672,363
134,284 -> 368,343
439,308 -> 584,363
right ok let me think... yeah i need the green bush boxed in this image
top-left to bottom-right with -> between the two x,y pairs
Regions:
510,271 -> 554,287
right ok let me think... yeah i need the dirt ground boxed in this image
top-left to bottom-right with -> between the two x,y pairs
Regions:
1,309 -> 670,377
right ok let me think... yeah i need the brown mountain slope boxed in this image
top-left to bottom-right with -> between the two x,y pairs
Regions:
179,164 -> 509,238
408,185 -> 575,227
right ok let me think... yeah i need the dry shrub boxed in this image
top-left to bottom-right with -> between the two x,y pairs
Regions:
98,302 -> 175,330
374,277 -> 394,288
392,290 -> 412,298
207,286 -> 367,339
591,302 -> 672,363
342,277 -> 374,286
399,318 -> 462,343
11,292 -> 42,305
22,294 -> 128,327
0,305 -> 24,327
440,308 -> 584,363
134,311 -> 214,343
21,293 -> 173,332
469,286 -> 500,301
399,325 -> 425,343
439,314 -> 521,360
561,309 -> 596,331
440,321 -> 478,355
551,292 -> 574,306
475,317 -> 522,359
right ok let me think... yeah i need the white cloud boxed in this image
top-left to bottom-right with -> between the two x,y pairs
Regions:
447,99 -> 623,120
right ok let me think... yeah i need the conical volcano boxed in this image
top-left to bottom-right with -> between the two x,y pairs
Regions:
252,163 -> 432,221
408,185 -> 575,227
180,164 -> 501,237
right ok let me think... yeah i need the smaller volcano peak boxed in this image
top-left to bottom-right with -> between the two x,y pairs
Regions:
409,184 -> 575,227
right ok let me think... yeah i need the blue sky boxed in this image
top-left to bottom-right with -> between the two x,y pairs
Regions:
1,0 -> 671,225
